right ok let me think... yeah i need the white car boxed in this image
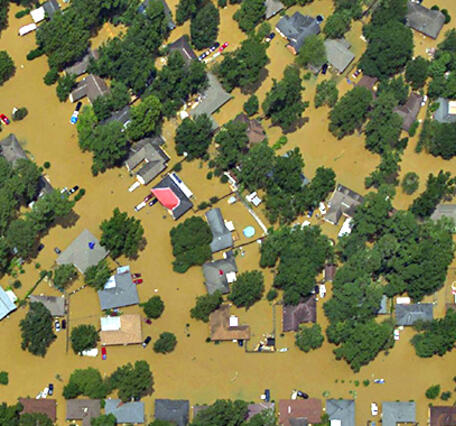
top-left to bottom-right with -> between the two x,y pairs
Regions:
134,201 -> 146,212
319,284 -> 327,298
394,329 -> 400,340
319,202 -> 327,215
421,95 -> 428,107
42,387 -> 49,398
371,402 -> 378,416
54,320 -> 60,332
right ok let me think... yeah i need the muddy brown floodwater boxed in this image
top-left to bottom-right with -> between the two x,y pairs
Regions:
1,1 -> 456,424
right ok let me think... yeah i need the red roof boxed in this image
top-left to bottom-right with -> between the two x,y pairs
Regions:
151,187 -> 180,210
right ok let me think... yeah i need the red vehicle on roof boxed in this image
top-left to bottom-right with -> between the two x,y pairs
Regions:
219,42 -> 228,52
101,347 -> 107,360
0,114 -> 10,125
133,278 -> 143,285
132,273 -> 142,279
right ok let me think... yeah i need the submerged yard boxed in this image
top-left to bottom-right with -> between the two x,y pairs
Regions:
1,0 -> 456,423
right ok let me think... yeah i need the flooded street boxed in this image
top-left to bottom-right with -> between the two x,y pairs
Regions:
1,1 -> 456,424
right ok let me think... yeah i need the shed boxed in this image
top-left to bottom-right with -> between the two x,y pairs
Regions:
326,399 -> 355,426
105,399 -> 145,424
395,303 -> 433,326
282,297 -> 316,332
406,1 -> 445,39
324,39 -> 355,74
42,0 -> 60,19
19,398 -> 57,422
202,256 -> 238,294
29,295 -> 65,317
393,92 -> 423,132
154,399 -> 190,426
382,401 -> 416,426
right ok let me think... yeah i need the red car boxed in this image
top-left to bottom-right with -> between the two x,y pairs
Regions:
132,273 -> 142,279
0,114 -> 10,125
101,347 -> 107,360
219,42 -> 228,52
144,193 -> 154,202
133,278 -> 143,285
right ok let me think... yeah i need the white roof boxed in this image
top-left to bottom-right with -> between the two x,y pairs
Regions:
338,217 -> 353,238
104,276 -> 116,289
396,297 -> 411,304
100,316 -> 121,331
116,265 -> 130,274
330,421 -> 342,426
229,315 -> 239,327
30,7 -> 45,23
449,101 -> 456,114
82,348 -> 99,357
5,290 -> 17,303
224,220 -> 235,231
226,271 -> 237,283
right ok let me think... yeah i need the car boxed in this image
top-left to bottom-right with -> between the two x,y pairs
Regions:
371,402 -> 378,416
352,68 -> 361,78
48,384 -> 54,396
144,193 -> 154,202
307,208 -> 314,218
219,42 -> 228,52
145,318 -> 152,325
134,201 -> 146,212
75,101 -> 82,112
421,94 -> 428,107
210,42 -> 220,52
0,114 -> 10,125
319,284 -> 327,298
134,278 -> 143,285
69,185 -> 79,194
42,387 -> 49,398
54,247 -> 61,254
296,391 -> 309,399
237,339 -> 244,347
101,347 -> 107,360
318,202 -> 327,215
132,273 -> 142,279
321,63 -> 328,74
316,14 -> 324,24
55,320 -> 60,332
142,336 -> 151,348
265,32 -> 276,42
373,379 -> 385,384
61,319 -> 66,329
394,329 -> 400,340
149,198 -> 158,207
70,111 -> 79,124
38,243 -> 45,252
264,389 -> 271,402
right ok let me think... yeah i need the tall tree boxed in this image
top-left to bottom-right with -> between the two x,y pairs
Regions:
109,360 -> 154,402
214,120 -> 249,171
0,51 -> 15,86
296,35 -> 326,69
233,0 -> 266,33
175,115 -> 213,159
127,94 -> 162,141
229,270 -> 264,308
190,3 -> 220,50
71,324 -> 99,354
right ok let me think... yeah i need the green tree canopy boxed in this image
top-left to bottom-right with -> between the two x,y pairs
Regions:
53,264 -> 78,291
84,259 -> 111,291
243,95 -> 259,116
229,270 -> 264,308
190,291 -> 223,322
214,120 -> 249,172
238,142 -> 275,191
0,51 -> 15,85
153,332 -> 177,353
191,400 -> 249,426
127,94 -> 162,141
63,367 -> 111,399
142,295 -> 165,319
233,0 -> 266,33
295,323 -> 324,352
19,412 -> 54,426
6,219 -> 36,259
71,324 -> 99,354
109,360 -> 154,402
190,3 -> 220,50
314,80 -> 339,108
405,56 -> 429,90
175,115 -> 213,160
323,11 -> 351,39
296,35 -> 326,69
91,414 -> 117,426
402,172 -> 419,195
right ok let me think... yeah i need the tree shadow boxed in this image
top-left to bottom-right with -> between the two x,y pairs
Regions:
274,117 -> 309,135
128,237 -> 148,261
241,68 -> 270,96
55,211 -> 80,229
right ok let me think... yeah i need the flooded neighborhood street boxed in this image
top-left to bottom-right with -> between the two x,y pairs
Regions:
1,0 -> 456,424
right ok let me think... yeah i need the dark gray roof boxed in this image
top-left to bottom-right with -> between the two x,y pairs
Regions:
393,92 -> 422,132
205,208 -> 233,253
65,49 -> 99,77
125,137 -> 166,170
431,204 -> 456,223
202,257 -> 238,294
104,399 -> 144,424
57,229 -> 108,274
0,286 -> 16,320
265,0 -> 284,19
29,295 -> 65,316
325,184 -> 364,225
154,399 -> 189,426
97,271 -> 139,310
138,0 -> 176,30
434,98 -> 456,123
382,401 -> 416,426
289,419 -> 308,426
276,12 -> 320,52
0,134 -> 27,165
406,1 -> 445,39
43,0 -> 60,19
168,36 -> 197,65
326,399 -> 355,426
69,74 -> 110,103
395,303 -> 433,326
324,39 -> 355,74
153,174 -> 193,220
100,105 -> 131,128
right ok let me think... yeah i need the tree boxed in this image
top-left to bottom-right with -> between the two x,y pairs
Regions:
0,51 -> 15,85
169,216 -> 212,273
91,414 -> 117,426
229,270 -> 264,308
100,208 -> 144,258
0,402 -> 21,426
246,409 -> 277,426
334,0 -> 362,18
262,66 -> 307,130
20,302 -> 55,357
93,80 -> 131,121
402,172 -> 419,195
0,1 -> 9,35
191,400 -> 249,426
175,115 -> 213,159
176,0 -> 203,25
190,291 -> 223,322
0,371 -> 7,385
233,0 -> 266,33
19,413 -> 53,426
127,94 -> 162,141
365,149 -> 401,189
53,264 -> 78,290
109,360 -> 154,402
13,158 -> 42,203
405,56 -> 429,90
77,105 -> 97,151
378,76 -> 409,105
323,11 -> 351,39
63,367 -> 111,399
238,141 -> 275,191
6,219 -> 36,259
153,332 -> 177,353
296,35 -> 326,69
56,73 -> 76,102
314,80 -> 338,108
71,324 -> 99,354
328,86 -> 372,138
84,259 -> 111,291
300,167 -> 336,210
214,120 -> 249,171
421,120 -> 456,160
425,385 -> 441,399
142,296 -> 165,319
295,323 -> 324,352
243,95 -> 259,116
44,68 -> 59,86
191,3 -> 220,50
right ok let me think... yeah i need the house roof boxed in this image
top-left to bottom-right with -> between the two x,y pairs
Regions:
126,137 -> 165,171
394,92 -> 422,131
209,304 -> 251,341
276,12 -> 320,52
206,208 -> 233,253
100,105 -> 131,128
152,174 -> 193,219
105,399 -> 145,424
19,398 -> 57,422
434,98 -> 456,123
43,0 -> 60,18
29,295 -> 65,316
168,36 -> 197,66
406,1 -> 445,39
377,294 -> 389,315
325,184 -> 364,225
395,303 -> 433,326
326,399 -> 355,426
65,49 -> 99,76
430,406 -> 456,426
247,402 -> 275,420
431,204 -> 456,223
234,114 -> 266,145
324,39 -> 355,74
382,401 -> 416,426
100,314 -> 142,345
282,297 -> 316,332
324,264 -> 337,282
69,74 -> 110,103
154,399 -> 190,426
66,399 -> 101,426
0,286 -> 16,320
0,134 -> 27,165
97,272 -> 139,310
265,0 -> 284,19
202,257 -> 238,294
356,75 -> 378,95
278,399 -> 322,425
57,229 -> 108,274
138,0 -> 176,30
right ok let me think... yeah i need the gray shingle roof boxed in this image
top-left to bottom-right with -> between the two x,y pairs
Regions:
0,134 -> 27,165
434,98 -> 456,123
431,204 -> 456,223
154,399 -> 189,426
104,399 -> 144,424
325,184 -> 364,225
43,0 -> 60,19
100,105 -> 131,128
377,294 -> 389,315
276,12 -> 320,52
0,286 -> 16,320
168,36 -> 197,65
57,229 -> 108,274
97,272 -> 139,310
324,39 -> 355,74
406,1 -> 445,39
395,303 -> 433,326
265,0 -> 284,19
202,257 -> 238,294
65,49 -> 99,77
29,295 -> 65,316
326,399 -> 355,426
393,92 -> 422,132
205,208 -> 233,253
69,75 -> 110,103
382,401 -> 416,426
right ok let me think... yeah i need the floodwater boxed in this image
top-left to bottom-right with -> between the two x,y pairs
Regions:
1,1 -> 456,424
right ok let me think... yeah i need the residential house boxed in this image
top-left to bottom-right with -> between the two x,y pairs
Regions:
69,74 -> 110,103
152,173 -> 193,220
19,398 -> 57,422
431,204 -> 456,224
30,7 -> 46,23
100,105 -> 131,129
65,49 -> 99,77
0,286 -> 17,320
42,0 -> 60,19
377,294 -> 389,315
138,0 -> 176,30
206,208 -> 233,253
429,406 -> 456,426
265,0 -> 284,19
434,98 -> 456,123
406,1 -> 445,39
325,184 -> 364,225
276,12 -> 320,55
168,36 -> 198,66
324,264 -> 337,282
234,114 -> 266,146
56,229 -> 108,274
66,399 -> 101,426
202,256 -> 238,294
282,297 -> 316,332
356,75 -> 378,97
98,269 -> 139,310
125,137 -> 169,185
209,304 -> 251,341
382,401 -> 416,426
326,399 -> 355,426
324,39 -> 355,74
189,73 -> 233,130
394,92 -> 423,132
100,314 -> 142,346
247,402 -> 275,420
278,399 -> 322,425
395,303 -> 433,326
154,399 -> 190,426
105,399 -> 145,424
29,295 -> 65,316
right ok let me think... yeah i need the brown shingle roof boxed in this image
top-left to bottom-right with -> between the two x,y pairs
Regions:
356,76 -> 378,96
209,305 -> 250,341
279,399 -> 322,425
394,92 -> 422,132
66,399 -> 101,426
430,406 -> 456,426
324,264 -> 337,282
19,398 -> 57,422
100,314 -> 143,346
282,297 -> 316,332
235,114 -> 266,146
